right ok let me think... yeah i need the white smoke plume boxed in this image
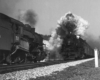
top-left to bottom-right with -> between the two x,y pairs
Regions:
18,9 -> 37,28
43,30 -> 63,60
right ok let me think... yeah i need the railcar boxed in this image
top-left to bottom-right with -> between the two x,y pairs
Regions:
0,13 -> 46,65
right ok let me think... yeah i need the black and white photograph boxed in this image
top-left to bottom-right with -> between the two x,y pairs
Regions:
0,0 -> 99,80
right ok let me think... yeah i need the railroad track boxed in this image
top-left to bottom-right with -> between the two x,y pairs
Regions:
0,60 -> 70,74
0,57 -> 93,74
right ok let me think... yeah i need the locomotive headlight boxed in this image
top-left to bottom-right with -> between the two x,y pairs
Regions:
76,35 -> 80,39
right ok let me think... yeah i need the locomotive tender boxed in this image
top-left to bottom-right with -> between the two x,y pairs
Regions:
0,13 -> 46,65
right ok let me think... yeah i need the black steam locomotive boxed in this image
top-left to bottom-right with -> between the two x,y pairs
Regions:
0,13 -> 46,65
60,33 -> 94,60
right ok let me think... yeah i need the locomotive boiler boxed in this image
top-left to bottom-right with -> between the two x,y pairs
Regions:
0,13 -> 46,65
60,33 -> 94,60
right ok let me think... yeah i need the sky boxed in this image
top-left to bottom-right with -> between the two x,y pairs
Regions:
0,0 -> 100,38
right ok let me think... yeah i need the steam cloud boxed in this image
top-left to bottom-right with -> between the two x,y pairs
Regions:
44,12 -> 89,60
18,9 -> 37,28
57,12 -> 89,37
43,30 -> 63,60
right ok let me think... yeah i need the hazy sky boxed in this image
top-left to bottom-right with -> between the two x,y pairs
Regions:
0,0 -> 100,38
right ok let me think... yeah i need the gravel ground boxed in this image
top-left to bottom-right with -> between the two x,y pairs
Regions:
0,58 -> 94,80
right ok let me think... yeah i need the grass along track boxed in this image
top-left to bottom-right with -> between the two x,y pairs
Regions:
35,58 -> 97,80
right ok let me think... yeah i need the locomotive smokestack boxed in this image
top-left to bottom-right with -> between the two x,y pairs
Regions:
18,9 -> 37,28
25,24 -> 35,32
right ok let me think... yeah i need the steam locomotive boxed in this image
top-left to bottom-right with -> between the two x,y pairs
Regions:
60,33 -> 94,60
0,13 -> 46,65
